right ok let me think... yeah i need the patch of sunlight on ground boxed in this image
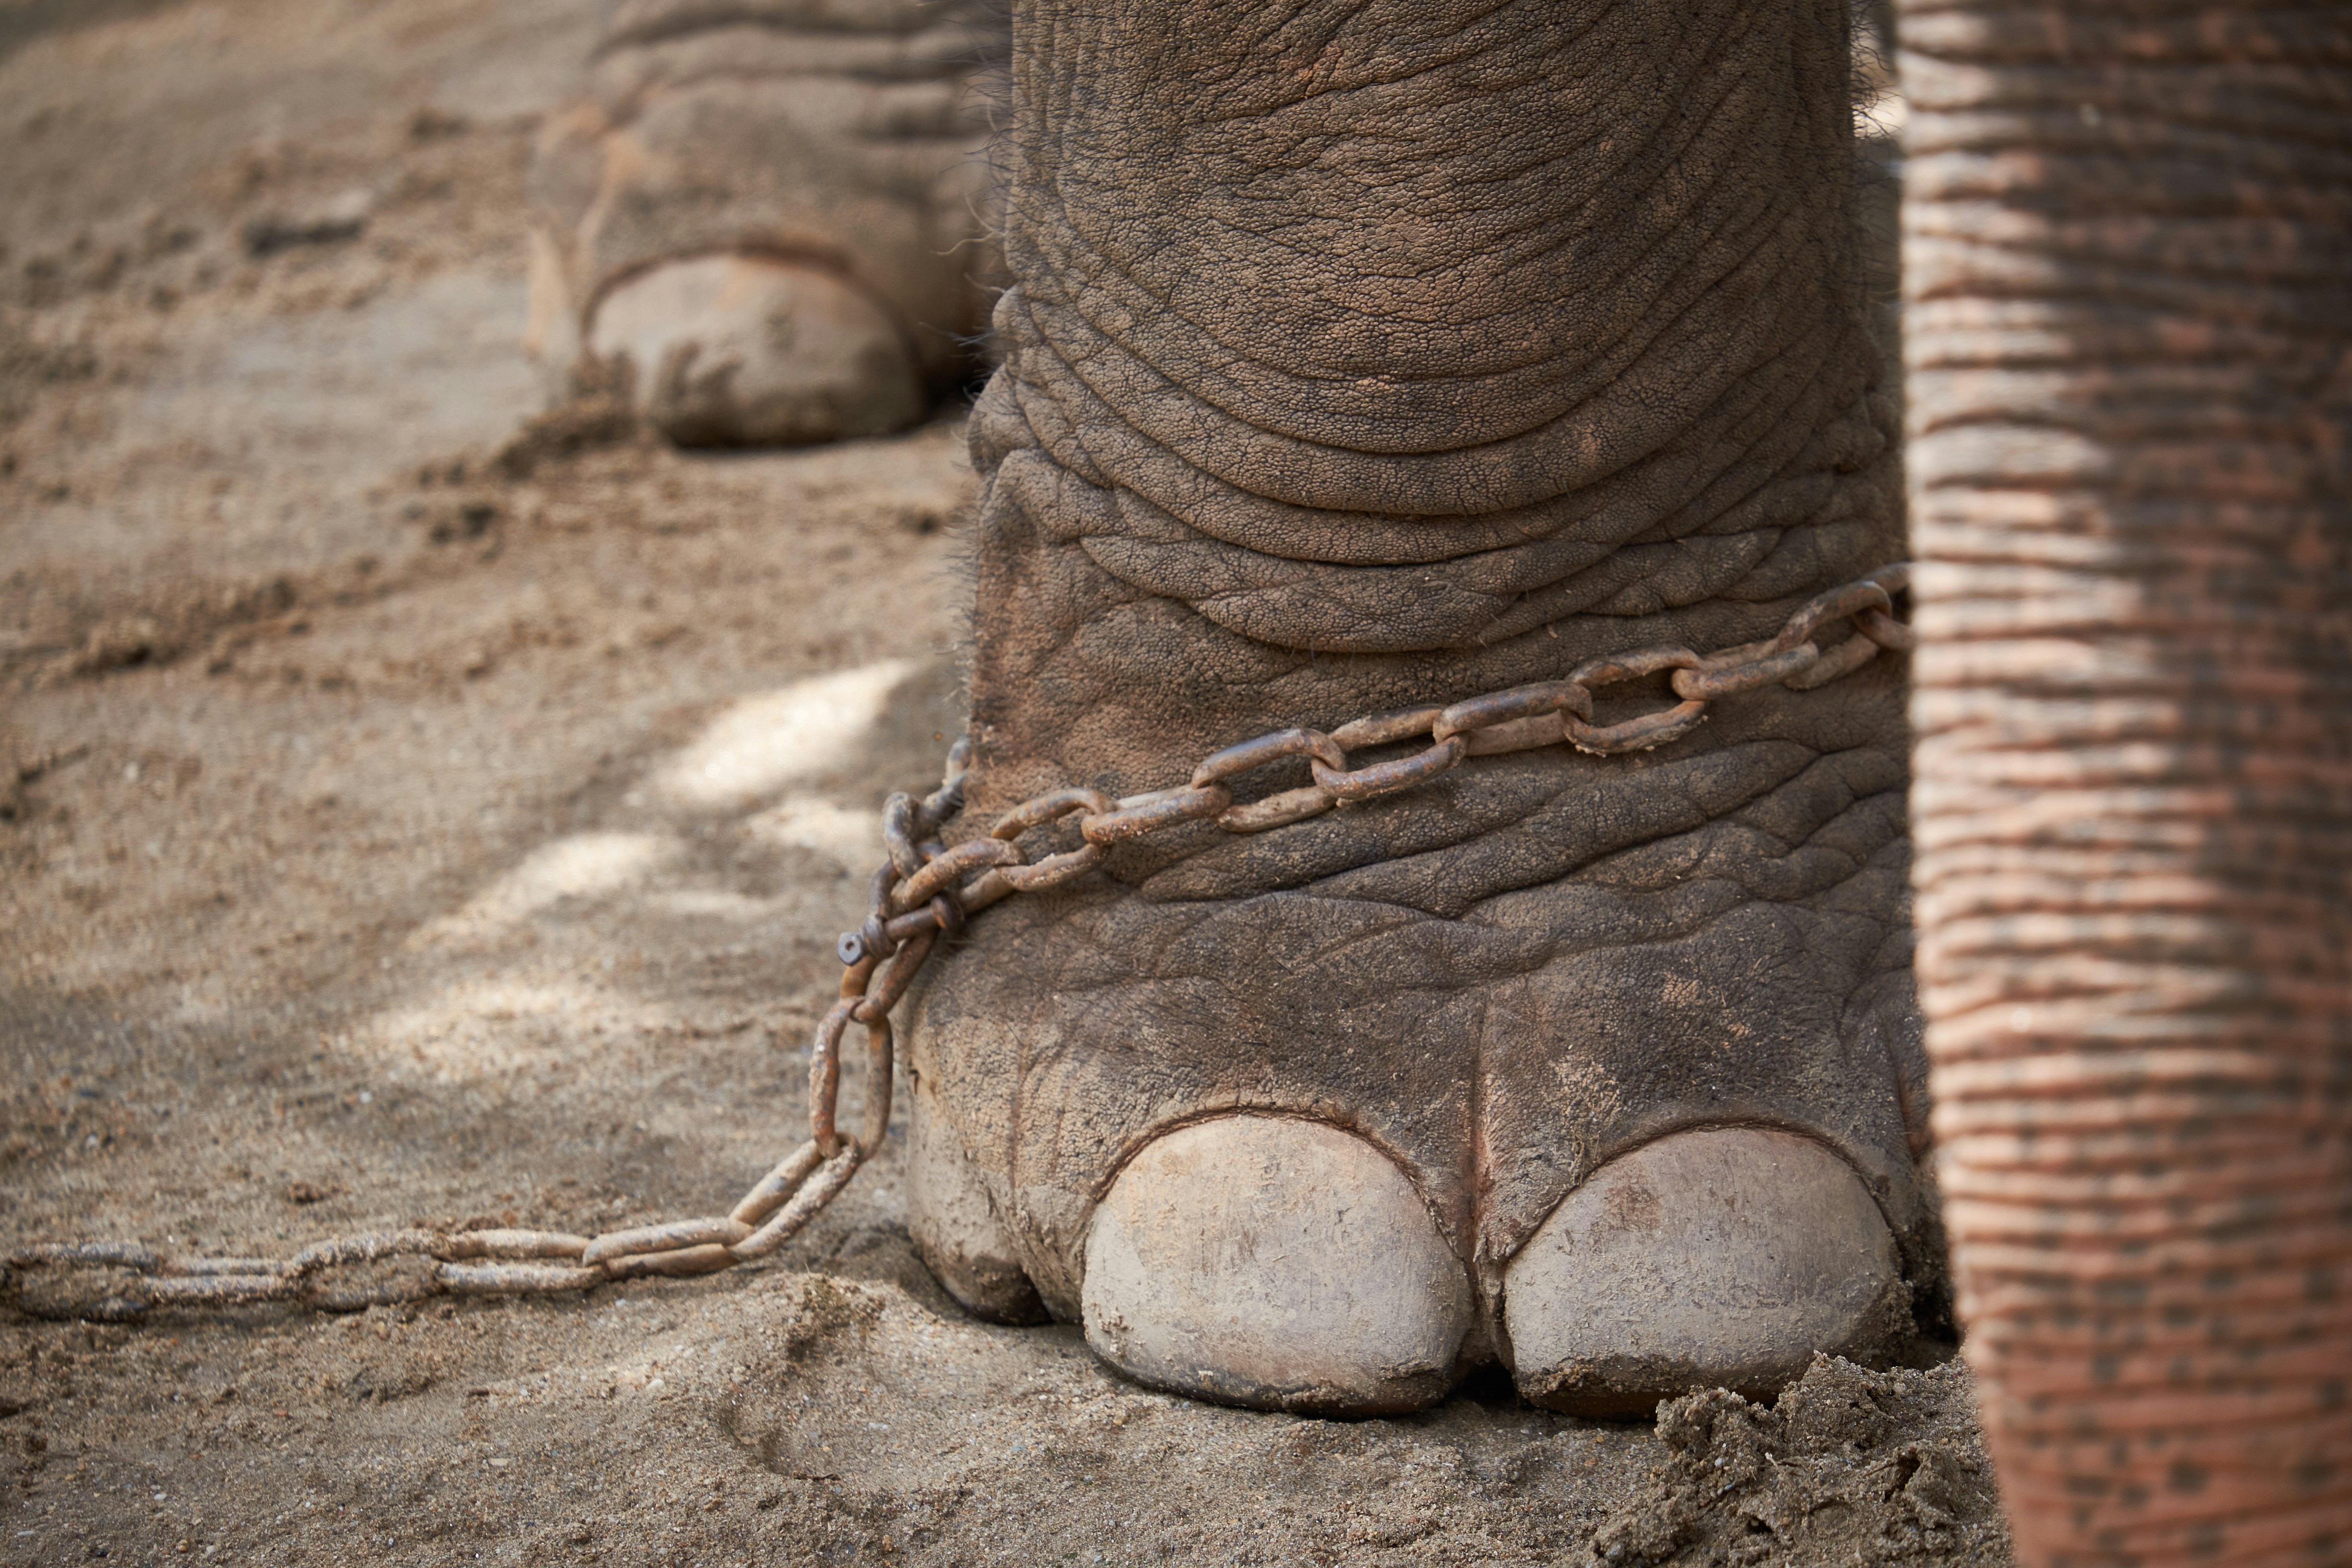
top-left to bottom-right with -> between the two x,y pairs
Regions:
647,887 -> 789,920
652,659 -> 916,811
361,976 -> 664,1079
745,796 -> 884,873
416,831 -> 681,946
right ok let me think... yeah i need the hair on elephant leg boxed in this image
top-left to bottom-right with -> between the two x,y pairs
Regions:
1903,2 -> 2352,1562
525,0 -> 1005,447
908,0 -> 1936,1417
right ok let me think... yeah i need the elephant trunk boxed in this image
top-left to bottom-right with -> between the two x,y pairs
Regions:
1901,2 -> 2352,1563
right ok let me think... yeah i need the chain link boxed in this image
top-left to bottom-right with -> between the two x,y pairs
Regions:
2,564 -> 1911,1321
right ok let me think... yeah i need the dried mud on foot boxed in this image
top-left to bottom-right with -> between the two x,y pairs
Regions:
1,1 -> 2007,1564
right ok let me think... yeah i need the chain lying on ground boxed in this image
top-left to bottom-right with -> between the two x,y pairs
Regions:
3,564 -> 1913,1322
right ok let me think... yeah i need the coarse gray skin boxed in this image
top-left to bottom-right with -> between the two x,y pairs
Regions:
906,0 -> 1937,1416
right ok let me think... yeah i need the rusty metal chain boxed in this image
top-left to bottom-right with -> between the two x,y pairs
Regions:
3,563 -> 1912,1322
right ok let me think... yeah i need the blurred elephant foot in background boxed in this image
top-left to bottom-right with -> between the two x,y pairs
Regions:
524,0 -> 1002,448
584,254 -> 923,447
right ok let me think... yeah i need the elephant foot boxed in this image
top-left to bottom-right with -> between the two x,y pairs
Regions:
1502,1127 -> 1905,1416
903,696 -> 1935,1418
584,255 -> 923,448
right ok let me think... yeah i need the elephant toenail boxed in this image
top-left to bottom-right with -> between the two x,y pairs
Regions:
1504,1126 -> 1902,1415
1080,1115 -> 1472,1415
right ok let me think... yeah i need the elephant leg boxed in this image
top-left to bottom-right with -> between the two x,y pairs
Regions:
907,0 -> 1936,1417
525,0 -> 1002,446
1903,0 -> 2352,1561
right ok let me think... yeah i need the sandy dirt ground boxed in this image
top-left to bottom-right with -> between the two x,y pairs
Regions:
0,3 -> 2011,1564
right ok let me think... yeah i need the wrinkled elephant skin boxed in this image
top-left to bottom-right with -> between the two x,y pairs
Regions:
906,0 -> 1938,1419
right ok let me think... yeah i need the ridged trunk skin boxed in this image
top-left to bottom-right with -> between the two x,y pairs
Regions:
1901,4 -> 2351,1564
